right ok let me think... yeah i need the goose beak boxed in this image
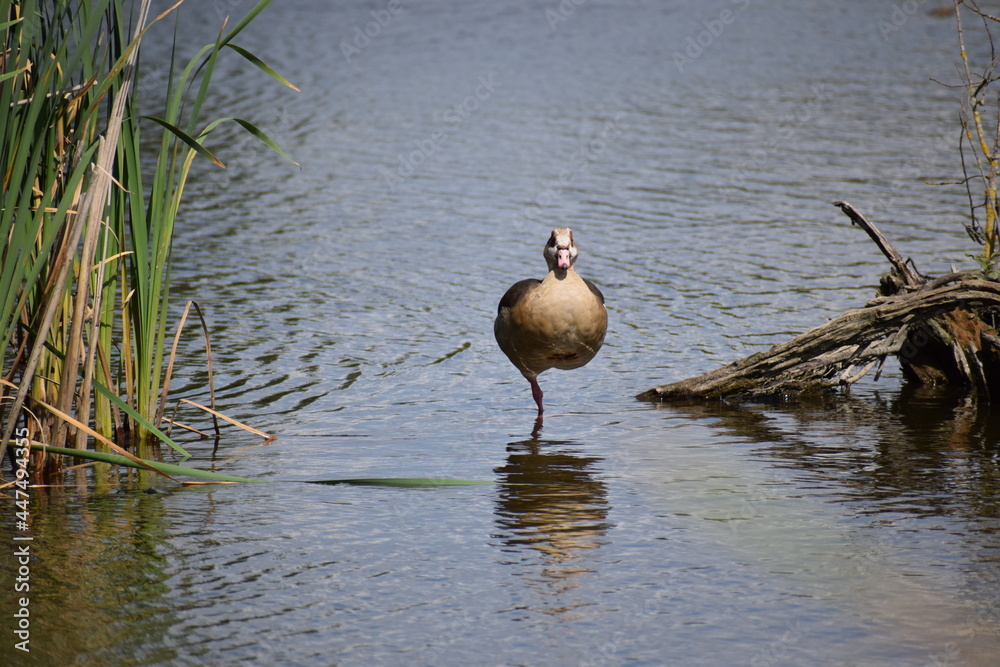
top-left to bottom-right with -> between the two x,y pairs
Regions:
556,247 -> 572,270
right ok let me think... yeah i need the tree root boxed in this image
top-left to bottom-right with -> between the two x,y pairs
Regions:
638,202 -> 1000,402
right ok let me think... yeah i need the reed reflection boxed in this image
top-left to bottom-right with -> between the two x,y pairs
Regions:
0,484 -> 177,664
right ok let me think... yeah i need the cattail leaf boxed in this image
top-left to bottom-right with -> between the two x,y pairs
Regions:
224,43 -> 299,91
141,114 -> 226,167
29,444 -> 494,488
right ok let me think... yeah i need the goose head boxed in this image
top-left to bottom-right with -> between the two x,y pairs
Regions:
543,227 -> 578,273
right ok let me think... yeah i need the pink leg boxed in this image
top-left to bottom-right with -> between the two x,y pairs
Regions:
529,378 -> 544,415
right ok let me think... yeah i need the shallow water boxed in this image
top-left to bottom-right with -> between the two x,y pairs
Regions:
4,0 -> 1000,664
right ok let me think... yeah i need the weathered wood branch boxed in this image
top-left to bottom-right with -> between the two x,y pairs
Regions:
638,278 -> 1000,401
638,202 -> 1000,402
833,200 -> 924,290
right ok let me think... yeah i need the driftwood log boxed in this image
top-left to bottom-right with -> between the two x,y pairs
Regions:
638,202 -> 1000,402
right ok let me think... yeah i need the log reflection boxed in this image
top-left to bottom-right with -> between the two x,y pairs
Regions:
650,386 -> 1000,518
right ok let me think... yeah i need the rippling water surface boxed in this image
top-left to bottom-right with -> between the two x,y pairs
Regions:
4,1 -> 1000,664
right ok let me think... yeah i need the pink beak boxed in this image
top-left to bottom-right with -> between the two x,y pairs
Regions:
556,247 -> 572,270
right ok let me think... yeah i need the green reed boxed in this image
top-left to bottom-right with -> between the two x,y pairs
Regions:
1,0 -> 295,470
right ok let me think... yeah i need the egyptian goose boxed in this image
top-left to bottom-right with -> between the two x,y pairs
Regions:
494,228 -> 608,414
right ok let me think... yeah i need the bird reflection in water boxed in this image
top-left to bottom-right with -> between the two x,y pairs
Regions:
493,417 -> 610,616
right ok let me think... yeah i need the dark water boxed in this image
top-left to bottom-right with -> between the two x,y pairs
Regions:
4,0 -> 1000,664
